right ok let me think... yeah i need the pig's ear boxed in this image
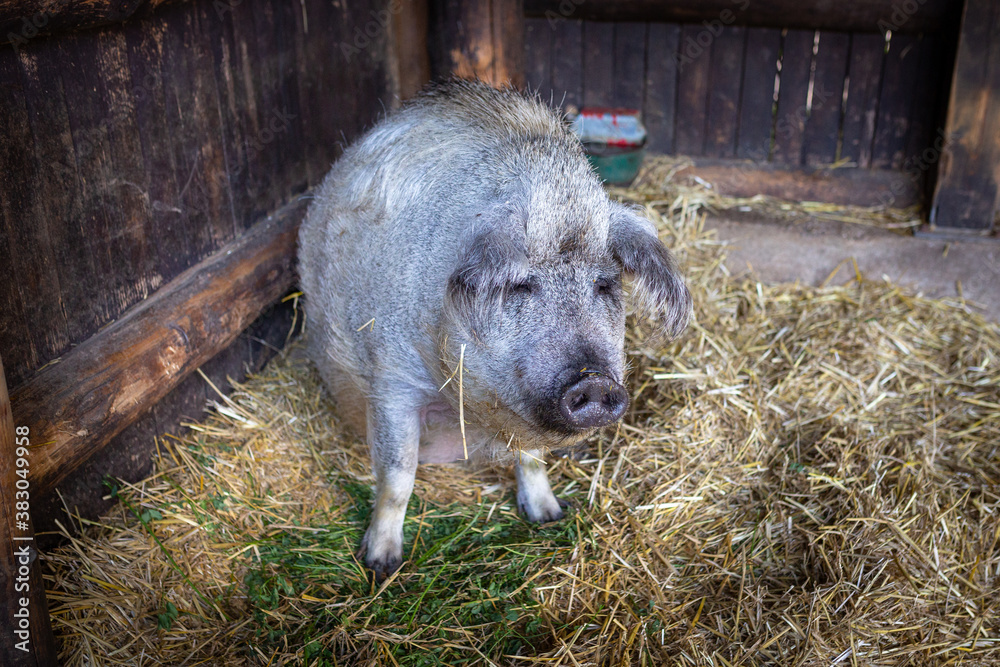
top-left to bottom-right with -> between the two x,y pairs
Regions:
609,204 -> 692,338
446,225 -> 528,329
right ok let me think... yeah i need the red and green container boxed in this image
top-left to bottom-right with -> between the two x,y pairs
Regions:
570,108 -> 647,186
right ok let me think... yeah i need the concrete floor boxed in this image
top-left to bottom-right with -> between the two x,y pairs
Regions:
704,213 -> 1000,322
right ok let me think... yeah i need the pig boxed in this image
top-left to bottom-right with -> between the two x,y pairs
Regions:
298,79 -> 691,579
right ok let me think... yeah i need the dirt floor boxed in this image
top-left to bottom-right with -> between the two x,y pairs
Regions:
706,212 -> 1000,323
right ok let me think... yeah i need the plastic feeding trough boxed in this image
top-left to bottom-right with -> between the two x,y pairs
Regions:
570,108 -> 647,186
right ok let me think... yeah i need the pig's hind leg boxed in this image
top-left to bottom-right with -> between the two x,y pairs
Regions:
514,450 -> 565,523
358,393 -> 421,579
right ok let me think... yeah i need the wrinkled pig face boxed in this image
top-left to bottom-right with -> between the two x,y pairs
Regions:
445,203 -> 691,440
490,250 -> 628,435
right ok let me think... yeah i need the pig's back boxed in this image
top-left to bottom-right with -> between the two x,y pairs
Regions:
298,80 -> 580,392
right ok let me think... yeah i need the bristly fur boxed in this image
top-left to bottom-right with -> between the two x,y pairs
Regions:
298,77 -> 692,577
609,203 -> 693,338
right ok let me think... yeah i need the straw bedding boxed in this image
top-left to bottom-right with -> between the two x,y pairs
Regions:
43,162 -> 1000,665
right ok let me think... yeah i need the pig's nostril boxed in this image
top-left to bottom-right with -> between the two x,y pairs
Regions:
558,375 -> 628,430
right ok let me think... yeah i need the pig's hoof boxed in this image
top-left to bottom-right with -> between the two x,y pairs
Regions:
358,532 -> 403,581
517,493 -> 566,524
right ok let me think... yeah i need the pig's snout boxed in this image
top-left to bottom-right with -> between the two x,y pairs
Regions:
558,375 -> 628,430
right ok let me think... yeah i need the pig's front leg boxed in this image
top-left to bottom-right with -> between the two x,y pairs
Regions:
515,450 -> 565,523
359,397 -> 420,579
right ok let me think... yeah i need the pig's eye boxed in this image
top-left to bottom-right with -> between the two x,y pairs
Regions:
594,277 -> 617,296
510,279 -> 535,295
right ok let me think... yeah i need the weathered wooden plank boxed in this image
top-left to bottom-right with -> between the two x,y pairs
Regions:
704,25 -> 745,158
94,30 -> 161,308
613,21 -> 646,110
429,0 -> 522,87
272,0 -> 310,198
674,23 -> 712,155
491,0 -> 525,88
674,158 -> 921,207
0,0 -> 172,44
0,354 -> 58,666
59,32 -> 158,331
736,27 -> 780,161
0,207 -> 31,388
0,48 -> 67,388
840,33 -> 884,168
123,13 -> 191,282
334,0 -> 372,144
904,32 -> 945,177
872,33 -> 921,169
289,0 -> 322,185
57,34 -> 124,327
523,0 -> 957,34
523,17 -> 551,98
549,18 -> 582,110
931,0 -> 1000,231
772,29 -> 814,165
158,9 -> 228,266
19,42 -> 104,348
248,2 -> 285,216
314,0 -> 355,161
643,22 -> 679,154
206,0 -> 255,228
582,20 -> 613,107
391,0 -> 431,101
10,197 -> 306,497
802,30 -> 849,165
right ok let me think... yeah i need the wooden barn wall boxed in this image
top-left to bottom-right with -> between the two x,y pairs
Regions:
524,18 -> 950,173
0,0 -> 393,392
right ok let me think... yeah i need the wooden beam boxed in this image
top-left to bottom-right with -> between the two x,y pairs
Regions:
429,0 -> 525,88
524,0 -> 957,35
390,0 -> 432,101
0,354 -> 58,666
0,0 -> 176,46
673,158 -> 923,208
11,197 -> 306,497
930,0 -> 1000,232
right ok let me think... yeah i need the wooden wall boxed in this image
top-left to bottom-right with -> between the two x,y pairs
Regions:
0,0 -> 394,537
0,0 -> 392,392
525,19 -> 951,173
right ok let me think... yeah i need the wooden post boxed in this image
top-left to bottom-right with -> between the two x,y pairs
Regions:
930,0 -> 1000,232
429,0 -> 524,88
0,354 -> 58,666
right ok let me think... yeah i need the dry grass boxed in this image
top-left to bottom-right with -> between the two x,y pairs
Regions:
43,168 -> 1000,665
621,155 -> 925,233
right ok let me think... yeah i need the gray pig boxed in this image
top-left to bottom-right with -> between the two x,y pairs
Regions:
298,79 -> 691,578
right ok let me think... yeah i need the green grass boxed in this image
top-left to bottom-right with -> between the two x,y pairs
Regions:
243,481 -> 580,665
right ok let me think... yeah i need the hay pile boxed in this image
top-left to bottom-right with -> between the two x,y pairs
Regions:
624,155 -> 925,234
44,172 -> 1000,665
